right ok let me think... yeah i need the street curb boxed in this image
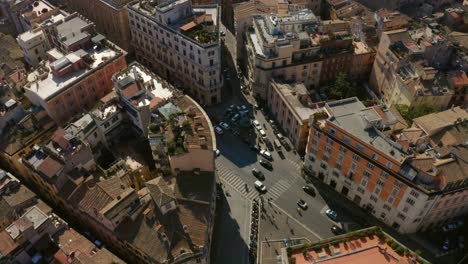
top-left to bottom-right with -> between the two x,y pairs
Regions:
257,198 -> 262,264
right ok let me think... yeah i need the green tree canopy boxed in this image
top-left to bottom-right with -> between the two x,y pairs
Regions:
395,103 -> 438,125
329,73 -> 360,99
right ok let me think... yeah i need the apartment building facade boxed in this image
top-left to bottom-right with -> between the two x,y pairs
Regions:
16,27 -> 47,66
67,0 -> 132,51
370,29 -> 454,110
304,98 -> 468,234
22,14 -> 127,125
127,0 -> 222,106
268,81 -> 323,154
246,10 -> 323,99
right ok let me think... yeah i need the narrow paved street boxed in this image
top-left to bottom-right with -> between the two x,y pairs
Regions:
209,25 -> 367,263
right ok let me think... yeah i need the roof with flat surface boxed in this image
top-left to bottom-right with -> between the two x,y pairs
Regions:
327,97 -> 406,162
2,185 -> 36,208
25,46 -> 119,101
413,106 -> 468,135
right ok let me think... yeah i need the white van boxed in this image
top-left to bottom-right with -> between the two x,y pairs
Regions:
274,139 -> 282,149
254,181 -> 267,192
252,120 -> 261,130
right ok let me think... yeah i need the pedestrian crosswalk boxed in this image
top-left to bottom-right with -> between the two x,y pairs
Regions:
265,180 -> 291,200
217,165 -> 260,200
287,159 -> 303,171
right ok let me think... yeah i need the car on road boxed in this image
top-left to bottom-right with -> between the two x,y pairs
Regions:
220,122 -> 230,130
252,120 -> 262,130
251,168 -> 265,180
325,209 -> 338,221
259,129 -> 267,139
297,199 -> 308,210
260,149 -> 272,160
215,149 -> 220,157
302,185 -> 316,196
231,113 -> 240,122
214,126 -> 224,135
254,180 -> 267,192
331,225 -> 344,235
259,159 -> 272,169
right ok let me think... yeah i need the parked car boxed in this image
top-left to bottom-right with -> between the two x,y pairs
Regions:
220,122 -> 230,130
259,159 -> 272,169
276,133 -> 284,140
214,126 -> 224,135
254,180 -> 267,192
264,138 -> 274,150
241,105 -> 247,111
331,225 -> 344,235
325,209 -> 338,221
215,149 -> 220,157
259,129 -> 267,139
220,31 -> 226,36
251,145 -> 260,153
302,185 -> 316,196
260,149 -> 272,160
297,199 -> 308,210
252,168 -> 265,180
252,120 -> 262,130
274,139 -> 282,150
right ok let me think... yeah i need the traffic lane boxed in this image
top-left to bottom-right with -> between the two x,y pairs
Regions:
274,181 -> 337,239
253,112 -> 300,163
215,132 -> 258,168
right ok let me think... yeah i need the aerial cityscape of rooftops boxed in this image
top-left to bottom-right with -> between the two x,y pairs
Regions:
0,0 -> 467,263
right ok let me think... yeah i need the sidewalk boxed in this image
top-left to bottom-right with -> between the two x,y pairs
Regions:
211,183 -> 251,264
258,199 -> 321,263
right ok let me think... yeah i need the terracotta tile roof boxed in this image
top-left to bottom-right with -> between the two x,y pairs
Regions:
195,14 -> 212,24
180,21 -> 197,31
37,157 -> 63,178
401,127 -> 425,144
76,177 -> 128,213
51,128 -> 70,150
410,156 -> 435,172
413,107 -> 468,135
100,90 -> 117,104
149,97 -> 163,110
291,229 -> 418,264
449,70 -> 468,86
146,177 -> 175,208
7,69 -> 26,84
0,231 -> 17,257
2,185 -> 36,208
121,83 -> 141,98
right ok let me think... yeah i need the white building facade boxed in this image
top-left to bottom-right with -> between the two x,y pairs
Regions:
127,0 -> 222,106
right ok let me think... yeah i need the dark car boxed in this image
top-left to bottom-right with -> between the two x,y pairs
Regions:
264,138 -> 274,151
252,168 -> 265,180
302,185 -> 316,196
259,159 -> 272,169
331,225 -> 344,235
